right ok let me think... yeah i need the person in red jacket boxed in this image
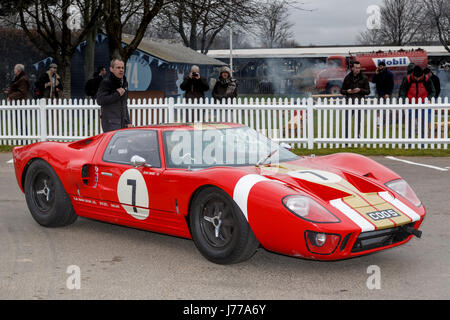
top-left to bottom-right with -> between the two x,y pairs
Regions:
399,66 -> 436,141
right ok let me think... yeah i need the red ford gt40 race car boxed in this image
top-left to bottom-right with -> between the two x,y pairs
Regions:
13,123 -> 425,264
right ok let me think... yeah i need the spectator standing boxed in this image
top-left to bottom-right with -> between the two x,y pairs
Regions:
340,61 -> 370,137
438,63 -> 450,98
4,64 -> 30,102
399,66 -> 436,101
180,65 -> 209,101
36,63 -> 63,99
96,58 -> 132,133
424,66 -> 441,98
85,66 -> 107,99
372,61 -> 394,99
399,66 -> 436,140
372,61 -> 394,125
212,66 -> 238,101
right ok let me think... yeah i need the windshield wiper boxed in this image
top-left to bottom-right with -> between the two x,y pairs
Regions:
256,149 -> 279,167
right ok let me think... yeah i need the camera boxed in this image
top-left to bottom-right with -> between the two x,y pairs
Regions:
192,72 -> 199,77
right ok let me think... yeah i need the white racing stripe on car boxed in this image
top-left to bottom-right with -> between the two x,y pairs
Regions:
329,198 -> 375,232
378,191 -> 421,222
233,174 -> 271,221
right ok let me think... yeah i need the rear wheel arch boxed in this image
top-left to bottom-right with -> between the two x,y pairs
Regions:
21,157 -> 45,191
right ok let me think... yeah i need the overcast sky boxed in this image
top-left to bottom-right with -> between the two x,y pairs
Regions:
290,0 -> 385,46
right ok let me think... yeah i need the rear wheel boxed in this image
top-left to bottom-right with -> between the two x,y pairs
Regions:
189,187 -> 259,264
24,159 -> 77,227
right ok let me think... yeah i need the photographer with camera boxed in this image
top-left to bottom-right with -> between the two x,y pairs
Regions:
180,65 -> 209,101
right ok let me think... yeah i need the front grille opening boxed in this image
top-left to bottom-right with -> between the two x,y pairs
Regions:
340,233 -> 351,251
351,223 -> 414,253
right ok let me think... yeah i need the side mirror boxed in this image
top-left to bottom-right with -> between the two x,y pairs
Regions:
130,155 -> 151,168
280,142 -> 293,150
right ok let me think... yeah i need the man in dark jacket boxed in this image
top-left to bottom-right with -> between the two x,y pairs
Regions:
424,66 -> 441,98
372,61 -> 394,99
180,65 -> 209,101
340,61 -> 370,101
96,58 -> 132,132
340,61 -> 370,137
212,66 -> 238,101
36,63 -> 63,99
4,64 -> 30,101
85,66 -> 106,99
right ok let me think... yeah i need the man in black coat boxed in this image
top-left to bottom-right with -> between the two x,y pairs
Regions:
424,67 -> 441,98
340,61 -> 370,137
96,59 -> 132,132
340,61 -> 370,101
85,66 -> 106,99
372,61 -> 394,99
180,65 -> 209,101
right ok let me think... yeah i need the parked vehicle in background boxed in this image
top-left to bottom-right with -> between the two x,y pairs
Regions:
314,49 -> 428,95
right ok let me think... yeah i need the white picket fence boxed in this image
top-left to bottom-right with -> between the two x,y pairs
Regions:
0,97 -> 449,150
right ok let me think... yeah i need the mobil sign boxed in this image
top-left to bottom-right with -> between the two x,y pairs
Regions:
372,57 -> 411,67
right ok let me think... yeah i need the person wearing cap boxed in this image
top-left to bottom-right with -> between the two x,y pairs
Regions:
36,63 -> 63,99
399,65 -> 435,101
180,65 -> 209,101
372,61 -> 394,99
399,65 -> 436,140
212,66 -> 238,101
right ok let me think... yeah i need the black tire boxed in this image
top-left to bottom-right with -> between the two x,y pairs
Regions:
24,159 -> 77,227
189,186 -> 259,264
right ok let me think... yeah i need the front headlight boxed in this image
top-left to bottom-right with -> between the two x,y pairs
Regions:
385,179 -> 421,207
282,195 -> 340,223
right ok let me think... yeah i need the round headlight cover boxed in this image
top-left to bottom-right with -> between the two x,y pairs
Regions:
282,195 -> 340,223
385,179 -> 421,207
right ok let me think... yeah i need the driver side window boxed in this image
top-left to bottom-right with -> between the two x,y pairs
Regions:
103,130 -> 161,167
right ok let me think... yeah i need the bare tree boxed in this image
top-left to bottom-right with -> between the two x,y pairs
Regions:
423,0 -> 450,53
253,0 -> 297,48
358,0 -> 431,46
103,0 -> 165,62
15,0 -> 103,98
157,0 -> 260,53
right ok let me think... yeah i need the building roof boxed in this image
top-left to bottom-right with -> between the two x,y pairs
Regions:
207,45 -> 450,59
122,34 -> 225,66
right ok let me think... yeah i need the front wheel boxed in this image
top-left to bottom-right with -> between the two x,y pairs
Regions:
24,159 -> 77,227
189,187 -> 259,264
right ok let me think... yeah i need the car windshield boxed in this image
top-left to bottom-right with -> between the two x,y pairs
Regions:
163,125 -> 299,169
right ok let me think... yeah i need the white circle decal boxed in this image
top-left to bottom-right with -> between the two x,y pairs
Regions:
287,169 -> 342,184
117,169 -> 149,220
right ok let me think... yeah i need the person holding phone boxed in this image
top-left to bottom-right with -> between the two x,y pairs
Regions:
180,65 -> 209,101
340,61 -> 370,137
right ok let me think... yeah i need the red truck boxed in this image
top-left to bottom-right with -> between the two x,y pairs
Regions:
314,49 -> 428,95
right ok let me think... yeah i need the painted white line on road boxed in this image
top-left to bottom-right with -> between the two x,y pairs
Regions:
385,156 -> 448,172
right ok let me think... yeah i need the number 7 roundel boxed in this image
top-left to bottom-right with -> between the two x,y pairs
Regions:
117,169 -> 149,220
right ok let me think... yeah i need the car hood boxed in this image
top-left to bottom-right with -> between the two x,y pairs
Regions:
238,160 -> 420,231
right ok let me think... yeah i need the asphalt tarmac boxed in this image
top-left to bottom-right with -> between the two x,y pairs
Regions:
0,152 -> 449,300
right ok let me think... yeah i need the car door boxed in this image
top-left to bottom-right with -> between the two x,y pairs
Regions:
96,129 -> 167,222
